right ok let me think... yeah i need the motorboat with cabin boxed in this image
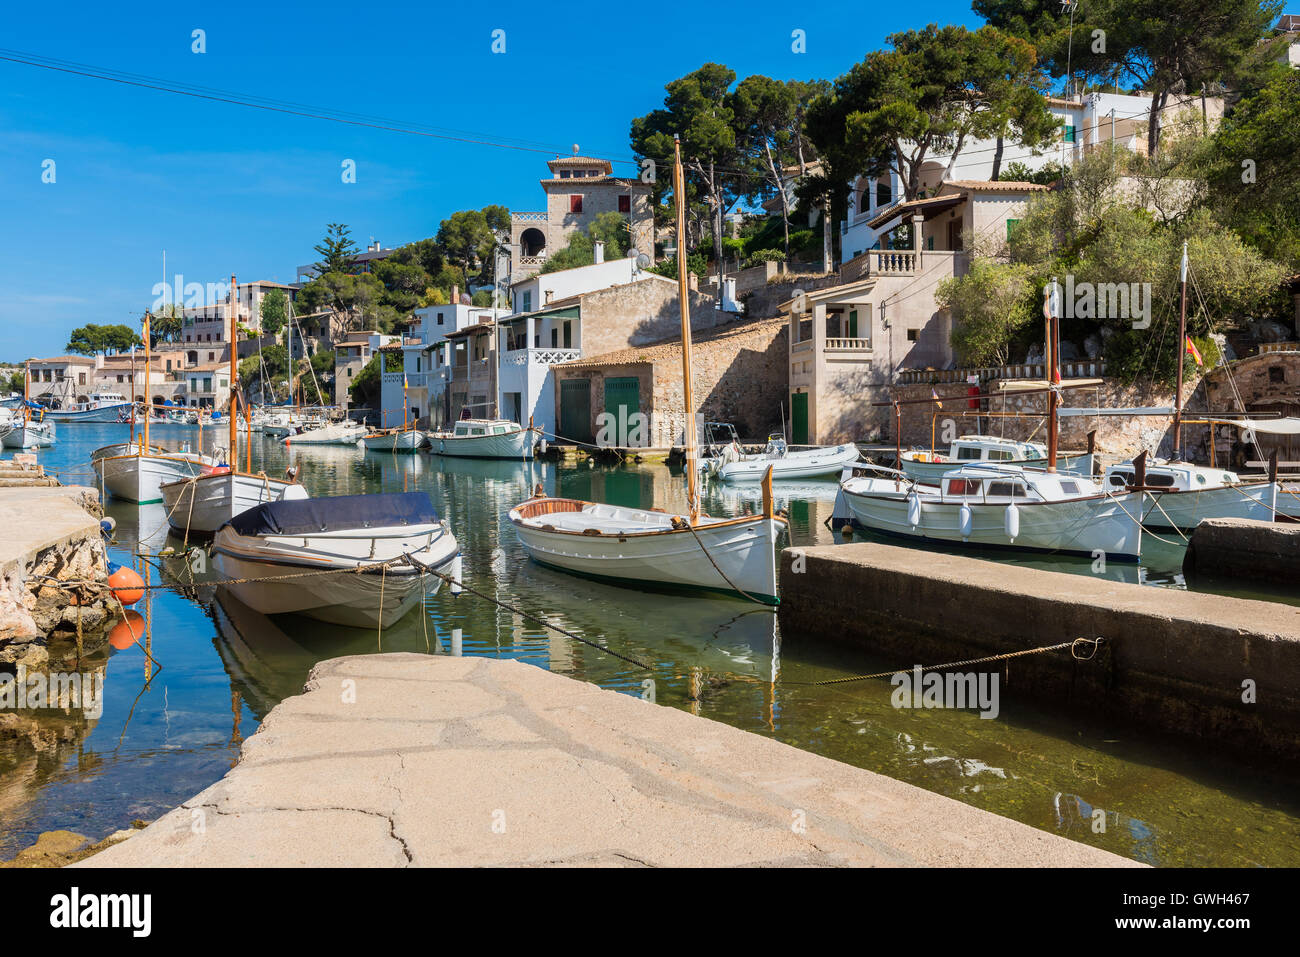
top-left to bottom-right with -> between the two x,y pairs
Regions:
901,435 -> 1094,483
426,418 -> 538,459
700,425 -> 860,482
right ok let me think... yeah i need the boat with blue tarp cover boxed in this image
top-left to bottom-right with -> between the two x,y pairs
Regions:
211,491 -> 462,627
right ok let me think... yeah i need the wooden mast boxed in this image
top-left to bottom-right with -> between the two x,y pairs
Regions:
673,135 -> 699,523
228,273 -> 238,463
1174,240 -> 1188,461
142,313 -> 152,451
1045,278 -> 1059,472
129,344 -> 137,446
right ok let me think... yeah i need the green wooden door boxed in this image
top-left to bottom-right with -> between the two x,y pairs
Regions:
847,309 -> 858,339
603,376 -> 640,446
560,378 -> 592,445
791,392 -> 809,445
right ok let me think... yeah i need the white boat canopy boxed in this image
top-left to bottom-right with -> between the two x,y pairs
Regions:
1205,417 -> 1300,435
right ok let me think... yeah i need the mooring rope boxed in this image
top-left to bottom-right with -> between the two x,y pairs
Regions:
809,636 -> 1106,686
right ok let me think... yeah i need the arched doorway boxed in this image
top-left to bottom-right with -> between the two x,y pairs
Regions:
519,228 -> 546,258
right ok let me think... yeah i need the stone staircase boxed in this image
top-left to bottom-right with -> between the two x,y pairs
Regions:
0,456 -> 60,487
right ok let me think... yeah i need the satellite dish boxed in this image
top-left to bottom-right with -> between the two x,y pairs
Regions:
627,247 -> 638,259
636,253 -> 651,270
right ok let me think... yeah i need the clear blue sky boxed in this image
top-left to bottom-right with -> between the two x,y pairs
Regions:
0,0 -> 979,360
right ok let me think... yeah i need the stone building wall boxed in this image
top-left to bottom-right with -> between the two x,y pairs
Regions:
577,279 -> 724,357
554,317 -> 789,446
541,180 -> 654,260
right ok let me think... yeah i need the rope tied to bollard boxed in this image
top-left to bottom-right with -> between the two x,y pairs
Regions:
809,636 -> 1107,687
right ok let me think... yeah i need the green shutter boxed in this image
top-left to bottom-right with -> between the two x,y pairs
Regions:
603,376 -> 640,445
559,378 -> 592,445
847,309 -> 858,339
791,392 -> 809,445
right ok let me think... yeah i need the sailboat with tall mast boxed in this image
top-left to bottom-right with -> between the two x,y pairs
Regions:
509,136 -> 787,604
160,273 -> 309,536
840,279 -> 1145,560
92,316 -> 214,503
1,361 -> 56,449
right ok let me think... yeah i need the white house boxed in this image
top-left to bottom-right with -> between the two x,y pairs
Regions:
838,90 -> 1224,263
379,302 -> 494,428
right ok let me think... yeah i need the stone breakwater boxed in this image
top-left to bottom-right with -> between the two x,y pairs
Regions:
0,484 -> 112,669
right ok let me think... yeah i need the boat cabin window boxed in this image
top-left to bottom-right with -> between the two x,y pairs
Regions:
990,449 -> 1015,461
492,425 -> 508,434
1059,480 -> 1080,495
955,446 -> 983,461
945,478 -> 979,495
1108,472 -> 1133,487
470,427 -> 485,435
986,480 -> 1028,498
1148,473 -> 1176,487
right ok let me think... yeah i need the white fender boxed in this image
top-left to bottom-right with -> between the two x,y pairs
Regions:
906,492 -> 922,528
959,502 -> 973,540
1004,502 -> 1020,541
449,553 -> 463,596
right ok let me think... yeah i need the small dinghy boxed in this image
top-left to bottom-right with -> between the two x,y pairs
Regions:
702,430 -> 860,483
211,491 -> 462,628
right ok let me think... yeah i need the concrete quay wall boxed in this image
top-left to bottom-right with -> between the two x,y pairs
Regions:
1183,517 -> 1300,588
778,543 -> 1300,762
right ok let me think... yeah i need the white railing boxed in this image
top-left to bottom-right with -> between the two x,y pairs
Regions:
518,255 -> 547,267
792,339 -> 813,353
512,211 -> 547,222
826,337 -> 872,352
896,361 -> 1108,384
870,250 -> 917,275
503,348 -> 581,366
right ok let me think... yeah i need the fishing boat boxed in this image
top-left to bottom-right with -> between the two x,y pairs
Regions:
1104,455 -> 1300,529
280,419 -> 368,446
841,463 -> 1143,561
1,414 -> 56,449
361,427 -> 424,453
159,272 -> 311,536
841,278 -> 1143,561
901,435 -> 1095,483
702,429 -> 859,482
37,390 -> 132,423
426,418 -> 538,459
91,315 -> 218,503
510,136 -> 786,605
211,491 -> 461,628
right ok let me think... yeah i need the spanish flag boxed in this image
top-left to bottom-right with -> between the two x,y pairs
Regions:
403,372 -> 409,390
1185,336 -> 1204,367
931,387 -> 942,409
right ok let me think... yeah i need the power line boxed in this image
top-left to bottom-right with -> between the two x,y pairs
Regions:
0,47 -> 639,167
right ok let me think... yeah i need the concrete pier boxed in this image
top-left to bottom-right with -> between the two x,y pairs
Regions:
80,654 -> 1132,867
1183,517 -> 1300,587
778,543 -> 1300,762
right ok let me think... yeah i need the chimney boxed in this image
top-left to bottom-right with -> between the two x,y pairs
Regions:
593,240 -> 605,264
452,285 -> 459,305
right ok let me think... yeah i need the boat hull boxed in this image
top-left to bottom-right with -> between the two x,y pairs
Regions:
712,444 -> 859,483
1139,482 -> 1294,530
902,451 -> 1094,484
41,403 -> 132,423
211,520 -> 458,628
510,498 -> 784,604
842,480 -> 1143,561
160,471 -> 309,536
94,452 -> 210,504
362,430 -> 424,453
1,422 -> 56,448
280,423 -> 367,445
429,428 -> 536,460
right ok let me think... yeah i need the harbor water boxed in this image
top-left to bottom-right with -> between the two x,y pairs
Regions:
2,422 -> 1299,866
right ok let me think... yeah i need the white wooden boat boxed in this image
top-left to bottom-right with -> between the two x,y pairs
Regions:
508,140 -> 785,605
38,391 -> 132,423
212,491 -> 461,627
160,467 -> 309,537
93,446 -> 215,504
901,435 -> 1094,483
427,418 -> 538,459
361,427 -> 424,453
280,420 -> 368,446
1103,459 -> 1300,529
510,495 -> 785,604
703,432 -> 859,482
1,418 -> 56,448
841,463 -> 1143,561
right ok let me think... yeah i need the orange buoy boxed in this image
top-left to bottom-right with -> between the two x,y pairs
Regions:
107,562 -> 145,606
108,610 -> 145,650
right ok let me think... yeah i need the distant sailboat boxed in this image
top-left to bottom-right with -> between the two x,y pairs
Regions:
160,273 -> 308,535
